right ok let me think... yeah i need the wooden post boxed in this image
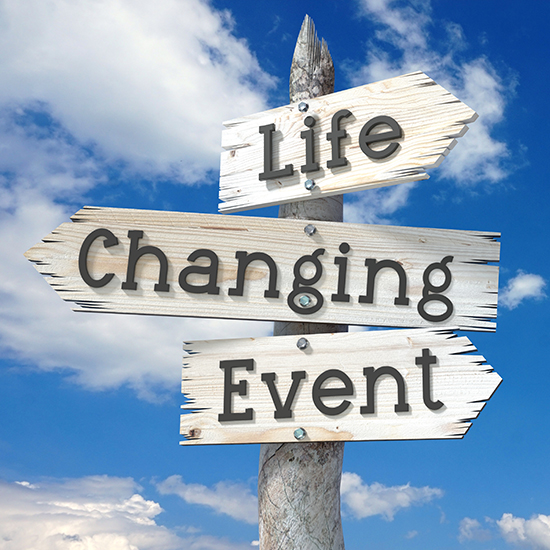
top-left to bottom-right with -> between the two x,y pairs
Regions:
258,16 -> 346,549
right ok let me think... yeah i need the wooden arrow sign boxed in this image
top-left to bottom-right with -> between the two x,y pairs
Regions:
25,206 -> 499,331
180,328 -> 501,445
219,71 -> 477,213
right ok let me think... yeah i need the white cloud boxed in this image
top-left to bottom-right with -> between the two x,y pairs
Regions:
0,476 -> 178,549
0,0 -> 275,400
340,472 -> 443,520
0,0 -> 274,182
500,270 -> 547,310
157,471 -> 445,529
458,517 -> 492,542
353,0 -> 513,186
358,0 -> 432,52
344,182 -> 416,224
182,536 -> 257,550
156,475 -> 258,524
0,182 -> 271,400
0,476 -> 256,550
498,513 -> 550,549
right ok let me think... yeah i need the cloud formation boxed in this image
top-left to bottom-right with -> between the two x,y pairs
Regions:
0,0 -> 274,400
0,187 -> 271,400
0,0 -> 273,182
157,472 -> 444,526
0,476 -> 177,549
498,513 -> 550,549
458,517 -> 493,542
0,475 -> 257,550
500,270 -> 547,310
156,475 -> 258,524
340,472 -> 443,520
353,0 -> 513,186
343,182 -> 416,224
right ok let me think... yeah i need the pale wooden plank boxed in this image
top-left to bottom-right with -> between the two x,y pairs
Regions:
25,206 -> 500,330
180,327 -> 501,444
219,71 -> 478,212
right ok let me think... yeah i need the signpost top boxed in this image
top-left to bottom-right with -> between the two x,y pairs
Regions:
219,71 -> 477,213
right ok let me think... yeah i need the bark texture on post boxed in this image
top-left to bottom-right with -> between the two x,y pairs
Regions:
258,16 -> 346,550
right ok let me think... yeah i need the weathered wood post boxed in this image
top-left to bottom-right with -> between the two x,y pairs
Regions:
258,16 -> 347,549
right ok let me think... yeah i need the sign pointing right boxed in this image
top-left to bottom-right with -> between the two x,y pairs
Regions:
219,71 -> 478,213
180,328 -> 501,445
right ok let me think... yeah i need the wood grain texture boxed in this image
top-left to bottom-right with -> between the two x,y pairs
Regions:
219,71 -> 478,213
24,206 -> 500,331
258,441 -> 344,549
289,14 -> 334,102
264,17 -> 345,550
180,328 -> 501,445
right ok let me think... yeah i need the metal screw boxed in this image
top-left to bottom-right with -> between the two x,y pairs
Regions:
304,179 -> 315,190
294,428 -> 307,440
299,295 -> 312,307
304,224 -> 316,236
298,102 -> 309,112
296,337 -> 309,350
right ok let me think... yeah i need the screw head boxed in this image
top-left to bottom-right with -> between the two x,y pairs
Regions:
296,337 -> 309,350
294,428 -> 307,440
304,224 -> 316,236
298,295 -> 312,307
298,102 -> 309,112
304,179 -> 315,190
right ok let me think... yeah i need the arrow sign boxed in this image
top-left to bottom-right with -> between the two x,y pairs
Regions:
180,328 -> 501,445
25,206 -> 499,331
219,71 -> 477,213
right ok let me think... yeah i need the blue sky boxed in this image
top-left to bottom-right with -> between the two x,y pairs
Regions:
0,0 -> 549,548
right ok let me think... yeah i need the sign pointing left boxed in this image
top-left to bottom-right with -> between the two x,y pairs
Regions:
24,206 -> 500,331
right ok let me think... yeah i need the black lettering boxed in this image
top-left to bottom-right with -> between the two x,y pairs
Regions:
361,366 -> 410,414
359,259 -> 410,306
327,109 -> 352,168
79,228 -> 119,288
415,348 -> 444,410
417,256 -> 454,322
300,116 -> 319,173
331,242 -> 351,303
121,230 -> 169,292
359,115 -> 403,160
261,371 -> 306,419
287,248 -> 325,314
218,359 -> 255,422
259,123 -> 294,181
228,251 -> 279,298
179,249 -> 220,295
312,369 -> 354,416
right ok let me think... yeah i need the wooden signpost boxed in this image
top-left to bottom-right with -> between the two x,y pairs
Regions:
180,328 -> 501,445
24,14 -> 502,550
219,71 -> 477,213
25,205 -> 499,330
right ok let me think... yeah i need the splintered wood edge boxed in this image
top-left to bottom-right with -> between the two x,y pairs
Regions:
217,71 -> 478,213
24,207 -> 501,331
179,328 -> 502,444
217,173 -> 431,213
